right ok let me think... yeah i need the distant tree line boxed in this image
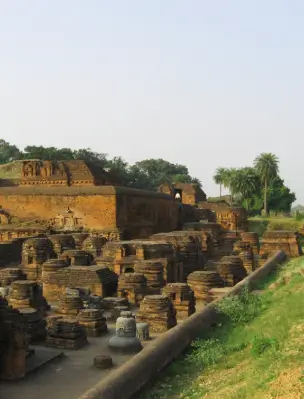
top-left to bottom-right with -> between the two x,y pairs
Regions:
0,139 -> 201,191
213,153 -> 296,215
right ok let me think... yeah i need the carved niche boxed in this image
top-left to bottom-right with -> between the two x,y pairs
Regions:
21,161 -> 67,185
22,161 -> 38,177
50,208 -> 83,229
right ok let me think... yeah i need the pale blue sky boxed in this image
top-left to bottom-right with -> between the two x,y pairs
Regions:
0,1 -> 303,202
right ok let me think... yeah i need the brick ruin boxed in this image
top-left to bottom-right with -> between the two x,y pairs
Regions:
0,159 -> 301,381
260,231 -> 303,258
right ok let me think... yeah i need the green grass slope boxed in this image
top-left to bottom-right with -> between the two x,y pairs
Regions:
248,216 -> 304,236
138,258 -> 304,399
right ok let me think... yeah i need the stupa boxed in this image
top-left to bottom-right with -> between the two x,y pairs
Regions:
187,271 -> 224,304
108,311 -> 142,353
136,295 -> 177,332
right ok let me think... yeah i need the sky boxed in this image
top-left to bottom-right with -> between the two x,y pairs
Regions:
0,1 -> 303,203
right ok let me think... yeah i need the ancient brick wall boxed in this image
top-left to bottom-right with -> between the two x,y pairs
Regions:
0,186 -> 178,236
0,190 -> 116,230
116,192 -> 178,238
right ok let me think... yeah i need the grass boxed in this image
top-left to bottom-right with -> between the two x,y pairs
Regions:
137,257 -> 304,399
248,215 -> 304,236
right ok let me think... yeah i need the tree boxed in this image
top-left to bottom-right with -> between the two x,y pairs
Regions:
267,177 -> 296,214
0,139 -> 22,163
73,148 -> 108,167
223,168 -> 240,204
134,159 -> 201,190
233,167 -> 261,210
105,156 -> 130,187
254,153 -> 279,215
23,146 -> 75,160
126,164 -> 154,190
213,167 -> 228,197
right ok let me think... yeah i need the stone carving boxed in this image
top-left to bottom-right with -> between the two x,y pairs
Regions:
136,322 -> 150,341
19,160 -> 117,186
50,209 -> 83,230
21,160 -> 67,185
91,228 -> 122,242
108,311 -> 142,353
23,161 -> 36,177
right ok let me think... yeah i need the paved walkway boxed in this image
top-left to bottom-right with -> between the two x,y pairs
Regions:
0,326 -> 132,399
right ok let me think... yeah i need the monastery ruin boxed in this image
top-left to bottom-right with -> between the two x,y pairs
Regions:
0,159 -> 302,397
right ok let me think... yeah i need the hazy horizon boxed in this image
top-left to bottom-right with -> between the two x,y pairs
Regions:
1,1 -> 303,203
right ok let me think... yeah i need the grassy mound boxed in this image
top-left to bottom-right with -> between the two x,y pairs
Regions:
138,258 -> 304,399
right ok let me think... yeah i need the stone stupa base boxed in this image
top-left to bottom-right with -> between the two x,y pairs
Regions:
108,335 -> 142,354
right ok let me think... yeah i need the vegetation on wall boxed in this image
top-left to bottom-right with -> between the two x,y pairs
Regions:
213,153 -> 296,215
0,139 -> 201,191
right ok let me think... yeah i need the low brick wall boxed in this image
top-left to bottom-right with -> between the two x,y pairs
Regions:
78,250 -> 287,399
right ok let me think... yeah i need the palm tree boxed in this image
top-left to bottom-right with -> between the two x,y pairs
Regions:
224,168 -> 240,205
213,167 -> 228,197
234,167 -> 260,210
254,153 -> 279,215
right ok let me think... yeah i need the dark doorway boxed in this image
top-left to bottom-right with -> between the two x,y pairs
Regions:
173,188 -> 183,202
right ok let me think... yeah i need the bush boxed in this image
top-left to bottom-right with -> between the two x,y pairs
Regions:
295,211 -> 304,221
188,338 -> 247,367
250,334 -> 279,357
215,285 -> 267,325
189,338 -> 225,366
248,219 -> 269,236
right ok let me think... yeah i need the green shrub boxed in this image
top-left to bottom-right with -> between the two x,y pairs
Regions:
250,334 -> 279,357
188,338 -> 247,368
248,219 -> 269,236
295,211 -> 304,221
189,338 -> 225,366
215,286 -> 267,325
